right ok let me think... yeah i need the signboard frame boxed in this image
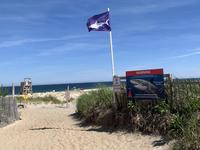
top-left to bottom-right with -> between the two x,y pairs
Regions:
126,69 -> 165,100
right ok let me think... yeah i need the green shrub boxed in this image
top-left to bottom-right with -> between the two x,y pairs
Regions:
172,113 -> 200,150
169,114 -> 185,138
76,87 -> 112,119
128,101 -> 172,135
168,96 -> 200,149
17,95 -> 61,104
169,97 -> 200,134
128,101 -> 141,113
76,79 -> 200,149
154,101 -> 170,115
0,86 -> 8,97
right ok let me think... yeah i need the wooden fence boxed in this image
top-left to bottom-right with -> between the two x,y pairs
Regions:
0,97 -> 19,127
162,78 -> 200,109
116,77 -> 200,110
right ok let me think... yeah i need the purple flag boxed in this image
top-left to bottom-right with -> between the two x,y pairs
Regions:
87,11 -> 111,32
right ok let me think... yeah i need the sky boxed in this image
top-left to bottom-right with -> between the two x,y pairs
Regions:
0,0 -> 200,85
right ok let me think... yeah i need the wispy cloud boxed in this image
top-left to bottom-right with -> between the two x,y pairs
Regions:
193,47 -> 200,51
118,0 -> 198,14
170,51 -> 200,59
0,12 -> 83,23
0,1 -> 69,9
0,35 -> 88,48
0,42 -> 106,67
37,42 -> 106,57
0,1 -> 86,23
126,47 -> 200,70
168,48 -> 200,59
0,13 -> 46,22
116,24 -> 157,36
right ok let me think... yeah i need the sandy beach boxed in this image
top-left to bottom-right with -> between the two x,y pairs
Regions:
0,101 -> 170,150
31,89 -> 95,101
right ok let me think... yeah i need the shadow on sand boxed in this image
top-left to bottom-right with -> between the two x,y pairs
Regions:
30,127 -> 60,130
69,112 -> 126,133
69,112 -> 169,147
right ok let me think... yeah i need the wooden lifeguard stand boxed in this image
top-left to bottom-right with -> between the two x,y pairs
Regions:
20,78 -> 32,95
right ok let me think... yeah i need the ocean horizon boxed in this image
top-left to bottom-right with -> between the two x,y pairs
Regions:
5,81 -> 112,94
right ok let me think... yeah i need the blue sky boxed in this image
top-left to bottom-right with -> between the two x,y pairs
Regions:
0,0 -> 200,85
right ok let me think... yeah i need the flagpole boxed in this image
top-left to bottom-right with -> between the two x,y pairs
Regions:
107,8 -> 116,106
107,8 -> 115,77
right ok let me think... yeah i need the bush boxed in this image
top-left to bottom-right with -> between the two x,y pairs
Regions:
172,113 -> 200,150
76,87 -> 112,122
76,79 -> 200,149
128,101 -> 172,135
17,95 -> 61,104
169,98 -> 200,150
0,86 -> 8,97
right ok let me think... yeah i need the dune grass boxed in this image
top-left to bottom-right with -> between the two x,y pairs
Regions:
169,99 -> 200,150
76,80 -> 200,149
76,87 -> 112,119
0,86 -> 8,97
16,95 -> 62,104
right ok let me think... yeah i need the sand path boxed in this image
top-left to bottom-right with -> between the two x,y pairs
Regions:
0,104 -> 170,150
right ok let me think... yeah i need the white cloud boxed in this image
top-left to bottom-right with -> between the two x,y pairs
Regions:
36,42 -> 106,57
118,0 -> 198,14
171,52 -> 200,59
164,48 -> 200,60
193,47 -> 200,51
167,48 -> 200,59
122,47 -> 200,71
0,35 -> 88,48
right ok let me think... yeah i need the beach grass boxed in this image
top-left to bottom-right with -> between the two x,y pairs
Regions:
16,95 -> 62,104
76,87 -> 112,119
76,80 -> 200,149
0,86 -> 8,97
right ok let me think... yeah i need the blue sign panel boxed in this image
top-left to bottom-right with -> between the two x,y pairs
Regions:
126,69 -> 165,100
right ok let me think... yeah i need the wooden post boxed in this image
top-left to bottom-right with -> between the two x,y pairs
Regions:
12,83 -> 15,99
169,74 -> 173,110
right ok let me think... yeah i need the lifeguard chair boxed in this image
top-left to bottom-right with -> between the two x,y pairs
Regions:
20,78 -> 32,95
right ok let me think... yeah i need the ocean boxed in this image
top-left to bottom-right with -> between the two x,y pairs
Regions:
6,81 -> 112,94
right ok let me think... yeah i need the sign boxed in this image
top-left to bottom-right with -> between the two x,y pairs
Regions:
65,85 -> 70,101
113,76 -> 121,93
126,69 -> 165,100
65,90 -> 70,101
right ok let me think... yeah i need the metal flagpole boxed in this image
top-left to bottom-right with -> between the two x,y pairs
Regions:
107,8 -> 115,77
107,8 -> 116,106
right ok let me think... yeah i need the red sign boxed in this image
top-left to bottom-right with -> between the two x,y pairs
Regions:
126,68 -> 163,77
128,89 -> 132,98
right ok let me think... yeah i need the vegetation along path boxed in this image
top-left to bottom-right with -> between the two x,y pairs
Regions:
0,103 -> 170,150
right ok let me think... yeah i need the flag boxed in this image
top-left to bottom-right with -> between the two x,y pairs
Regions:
87,11 -> 111,32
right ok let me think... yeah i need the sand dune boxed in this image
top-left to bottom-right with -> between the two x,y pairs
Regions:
31,89 -> 94,101
0,103 -> 170,150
